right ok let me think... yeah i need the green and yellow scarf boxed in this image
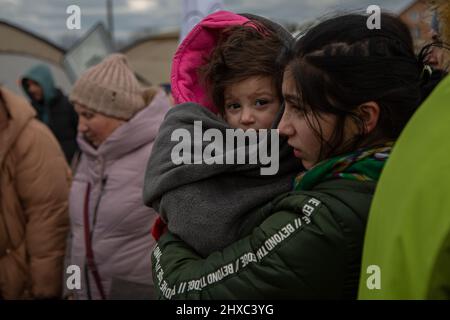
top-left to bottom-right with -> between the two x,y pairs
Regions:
294,142 -> 394,191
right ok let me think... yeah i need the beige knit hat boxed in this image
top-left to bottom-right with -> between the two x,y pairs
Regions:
70,53 -> 146,120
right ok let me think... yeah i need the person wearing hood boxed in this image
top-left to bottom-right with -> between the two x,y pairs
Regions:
0,86 -> 70,299
67,54 -> 170,300
21,64 -> 79,163
143,11 -> 301,257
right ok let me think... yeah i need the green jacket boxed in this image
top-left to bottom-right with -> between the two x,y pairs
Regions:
152,178 -> 377,299
358,75 -> 450,300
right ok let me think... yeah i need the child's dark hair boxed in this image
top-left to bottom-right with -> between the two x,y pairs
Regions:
199,20 -> 290,114
288,12 -> 423,160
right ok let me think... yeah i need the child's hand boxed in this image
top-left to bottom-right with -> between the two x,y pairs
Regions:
151,216 -> 168,241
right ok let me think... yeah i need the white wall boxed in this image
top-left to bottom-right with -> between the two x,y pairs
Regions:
0,53 -> 72,97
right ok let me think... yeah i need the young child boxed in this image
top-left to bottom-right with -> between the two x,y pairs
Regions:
144,11 -> 301,256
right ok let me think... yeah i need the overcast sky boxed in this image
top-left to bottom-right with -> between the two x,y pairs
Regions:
0,0 -> 413,47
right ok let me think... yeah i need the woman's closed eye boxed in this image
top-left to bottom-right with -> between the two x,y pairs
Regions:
286,101 -> 307,114
81,112 -> 95,119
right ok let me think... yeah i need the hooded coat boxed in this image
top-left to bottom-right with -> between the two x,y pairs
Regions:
69,90 -> 170,299
22,65 -> 79,163
151,148 -> 390,299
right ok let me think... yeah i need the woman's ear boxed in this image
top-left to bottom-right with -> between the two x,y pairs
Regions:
357,101 -> 380,134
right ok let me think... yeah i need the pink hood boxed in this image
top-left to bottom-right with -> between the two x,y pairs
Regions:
171,11 -> 252,114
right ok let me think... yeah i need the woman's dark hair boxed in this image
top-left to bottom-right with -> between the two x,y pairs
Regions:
287,12 -> 423,159
199,19 -> 292,114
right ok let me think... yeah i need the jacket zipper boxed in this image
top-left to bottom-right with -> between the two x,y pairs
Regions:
84,169 -> 108,300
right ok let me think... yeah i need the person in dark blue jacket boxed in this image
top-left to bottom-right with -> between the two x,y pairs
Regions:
21,64 -> 79,163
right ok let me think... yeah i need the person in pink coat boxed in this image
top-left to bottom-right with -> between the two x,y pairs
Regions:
67,54 -> 170,299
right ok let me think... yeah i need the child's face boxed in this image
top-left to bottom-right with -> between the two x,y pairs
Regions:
223,76 -> 280,130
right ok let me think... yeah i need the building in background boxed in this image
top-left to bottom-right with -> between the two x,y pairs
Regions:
0,20 -> 72,96
3,1 -> 444,95
399,0 -> 434,51
119,30 -> 178,86
0,20 -> 178,96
